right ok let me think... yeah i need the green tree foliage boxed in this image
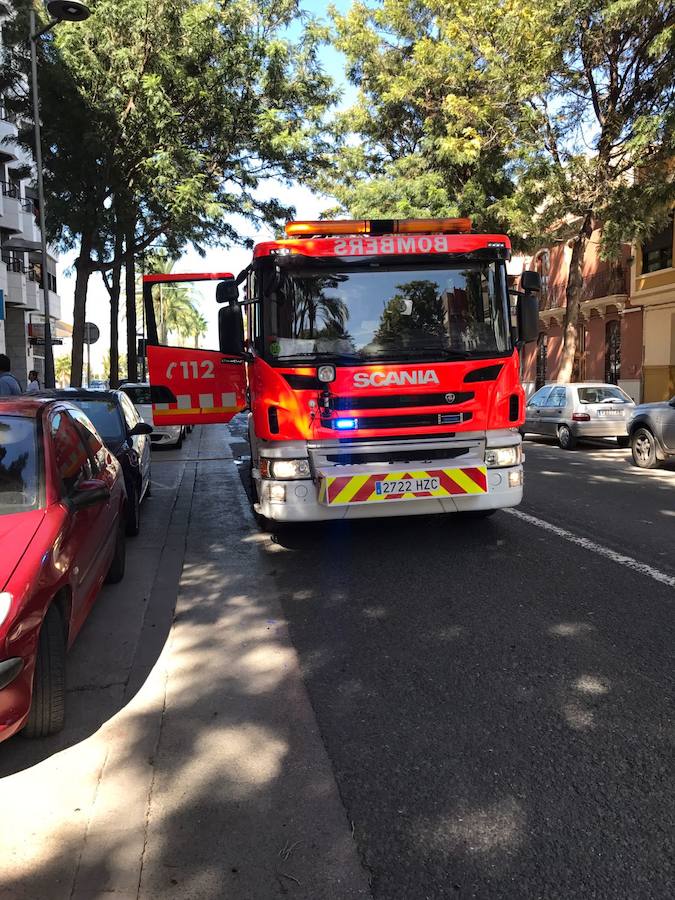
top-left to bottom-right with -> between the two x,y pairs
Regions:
2,0 -> 335,384
327,1 -> 675,379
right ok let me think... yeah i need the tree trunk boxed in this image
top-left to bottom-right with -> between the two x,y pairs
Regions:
108,248 -> 123,389
557,214 -> 593,384
125,223 -> 138,383
70,233 -> 94,388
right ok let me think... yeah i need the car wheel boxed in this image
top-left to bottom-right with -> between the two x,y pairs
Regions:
558,424 -> 577,450
145,470 -> 152,498
106,520 -> 126,583
175,431 -> 183,450
616,436 -> 630,449
22,606 -> 66,738
126,483 -> 141,536
631,427 -> 658,469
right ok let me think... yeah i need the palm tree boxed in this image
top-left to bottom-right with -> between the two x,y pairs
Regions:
138,252 -> 208,346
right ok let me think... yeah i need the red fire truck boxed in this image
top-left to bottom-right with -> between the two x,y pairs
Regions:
145,218 -> 540,523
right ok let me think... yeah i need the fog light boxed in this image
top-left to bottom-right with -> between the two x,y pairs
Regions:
317,365 -> 336,383
269,484 -> 286,503
508,469 -> 523,488
485,446 -> 521,467
269,459 -> 311,480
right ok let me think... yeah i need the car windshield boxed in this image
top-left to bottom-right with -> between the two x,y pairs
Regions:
122,387 -> 152,405
577,386 -> 631,404
0,416 -> 40,515
72,399 -> 125,445
265,262 -> 511,363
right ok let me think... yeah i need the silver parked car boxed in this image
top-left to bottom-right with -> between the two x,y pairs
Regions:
627,396 -> 675,468
522,382 -> 635,450
120,382 -> 186,449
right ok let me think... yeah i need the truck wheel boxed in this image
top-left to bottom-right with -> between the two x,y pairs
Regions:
558,424 -> 577,450
631,427 -> 658,469
22,606 -> 66,738
106,521 -> 126,584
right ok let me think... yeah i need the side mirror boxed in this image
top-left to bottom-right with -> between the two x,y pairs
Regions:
129,421 -> 153,437
218,304 -> 245,356
71,479 -> 110,509
216,279 -> 239,304
517,293 -> 539,344
520,270 -> 541,293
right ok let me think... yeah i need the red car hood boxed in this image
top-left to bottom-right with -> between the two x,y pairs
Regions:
0,509 -> 46,591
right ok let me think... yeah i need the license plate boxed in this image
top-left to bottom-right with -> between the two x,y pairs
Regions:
375,476 -> 440,495
320,467 -> 488,505
597,409 -> 623,416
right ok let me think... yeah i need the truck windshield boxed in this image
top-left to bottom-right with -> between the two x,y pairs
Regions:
265,262 -> 511,363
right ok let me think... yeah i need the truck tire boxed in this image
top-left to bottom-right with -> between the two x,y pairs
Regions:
22,606 -> 66,738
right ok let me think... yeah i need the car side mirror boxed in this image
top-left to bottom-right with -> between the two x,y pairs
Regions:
218,304 -> 245,356
520,270 -> 541,293
71,479 -> 110,509
516,293 -> 539,344
129,421 -> 153,437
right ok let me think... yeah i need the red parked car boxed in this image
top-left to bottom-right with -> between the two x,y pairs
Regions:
0,397 -> 127,743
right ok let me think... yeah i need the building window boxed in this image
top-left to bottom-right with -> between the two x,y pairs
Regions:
536,333 -> 548,389
641,214 -> 673,273
605,319 -> 621,385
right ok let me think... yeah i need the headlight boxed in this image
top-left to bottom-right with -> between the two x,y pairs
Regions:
485,446 -> 521,467
0,593 -> 12,628
260,458 -> 311,480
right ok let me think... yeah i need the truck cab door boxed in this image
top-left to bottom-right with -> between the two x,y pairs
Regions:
147,345 -> 247,426
144,272 -> 248,427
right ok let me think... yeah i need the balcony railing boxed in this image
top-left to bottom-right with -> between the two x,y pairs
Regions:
540,265 -> 629,310
22,198 -> 37,216
0,180 -> 20,200
2,256 -> 25,274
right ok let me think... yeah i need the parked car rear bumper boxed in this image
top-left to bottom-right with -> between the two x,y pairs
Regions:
570,420 -> 628,438
150,425 -> 182,446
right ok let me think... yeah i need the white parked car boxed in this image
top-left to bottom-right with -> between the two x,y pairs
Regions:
120,382 -> 185,448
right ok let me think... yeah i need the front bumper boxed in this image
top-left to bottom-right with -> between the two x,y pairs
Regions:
254,432 -> 523,522
0,656 -> 30,743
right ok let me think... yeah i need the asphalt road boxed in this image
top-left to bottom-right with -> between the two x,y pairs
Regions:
231,421 -> 675,900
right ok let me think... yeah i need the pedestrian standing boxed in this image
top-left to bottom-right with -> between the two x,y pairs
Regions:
0,354 -> 21,396
25,370 -> 40,394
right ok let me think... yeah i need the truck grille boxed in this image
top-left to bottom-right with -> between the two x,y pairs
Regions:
322,412 -> 472,430
329,391 -> 474,410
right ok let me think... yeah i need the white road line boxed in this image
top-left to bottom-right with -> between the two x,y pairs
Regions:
505,507 -> 675,589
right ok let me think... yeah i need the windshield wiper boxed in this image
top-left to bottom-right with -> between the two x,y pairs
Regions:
278,351 -> 364,361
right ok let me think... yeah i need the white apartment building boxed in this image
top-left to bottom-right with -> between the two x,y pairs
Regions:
0,97 -> 63,390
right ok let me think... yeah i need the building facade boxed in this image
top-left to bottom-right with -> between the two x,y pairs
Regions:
632,210 -> 675,401
0,99 -> 62,390
515,232 -> 643,401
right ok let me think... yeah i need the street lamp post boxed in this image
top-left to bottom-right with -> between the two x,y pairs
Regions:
28,0 -> 90,388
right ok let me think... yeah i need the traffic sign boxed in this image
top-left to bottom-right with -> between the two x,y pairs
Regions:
83,322 -> 100,345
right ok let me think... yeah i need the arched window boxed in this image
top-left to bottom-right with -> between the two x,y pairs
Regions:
605,320 -> 621,385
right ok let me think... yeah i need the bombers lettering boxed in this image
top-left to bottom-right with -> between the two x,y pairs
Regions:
353,370 -> 441,388
333,235 -> 451,256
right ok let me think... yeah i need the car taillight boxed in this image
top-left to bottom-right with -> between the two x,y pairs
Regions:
572,413 -> 591,421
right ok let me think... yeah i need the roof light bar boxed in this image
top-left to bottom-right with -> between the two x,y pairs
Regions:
285,218 -> 472,238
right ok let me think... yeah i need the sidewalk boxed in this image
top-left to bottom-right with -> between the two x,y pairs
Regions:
0,426 -> 370,899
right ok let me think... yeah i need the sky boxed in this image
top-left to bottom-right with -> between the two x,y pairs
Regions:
54,0 -> 357,375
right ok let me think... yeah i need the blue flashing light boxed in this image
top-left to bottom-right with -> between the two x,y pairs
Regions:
334,417 -> 358,431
